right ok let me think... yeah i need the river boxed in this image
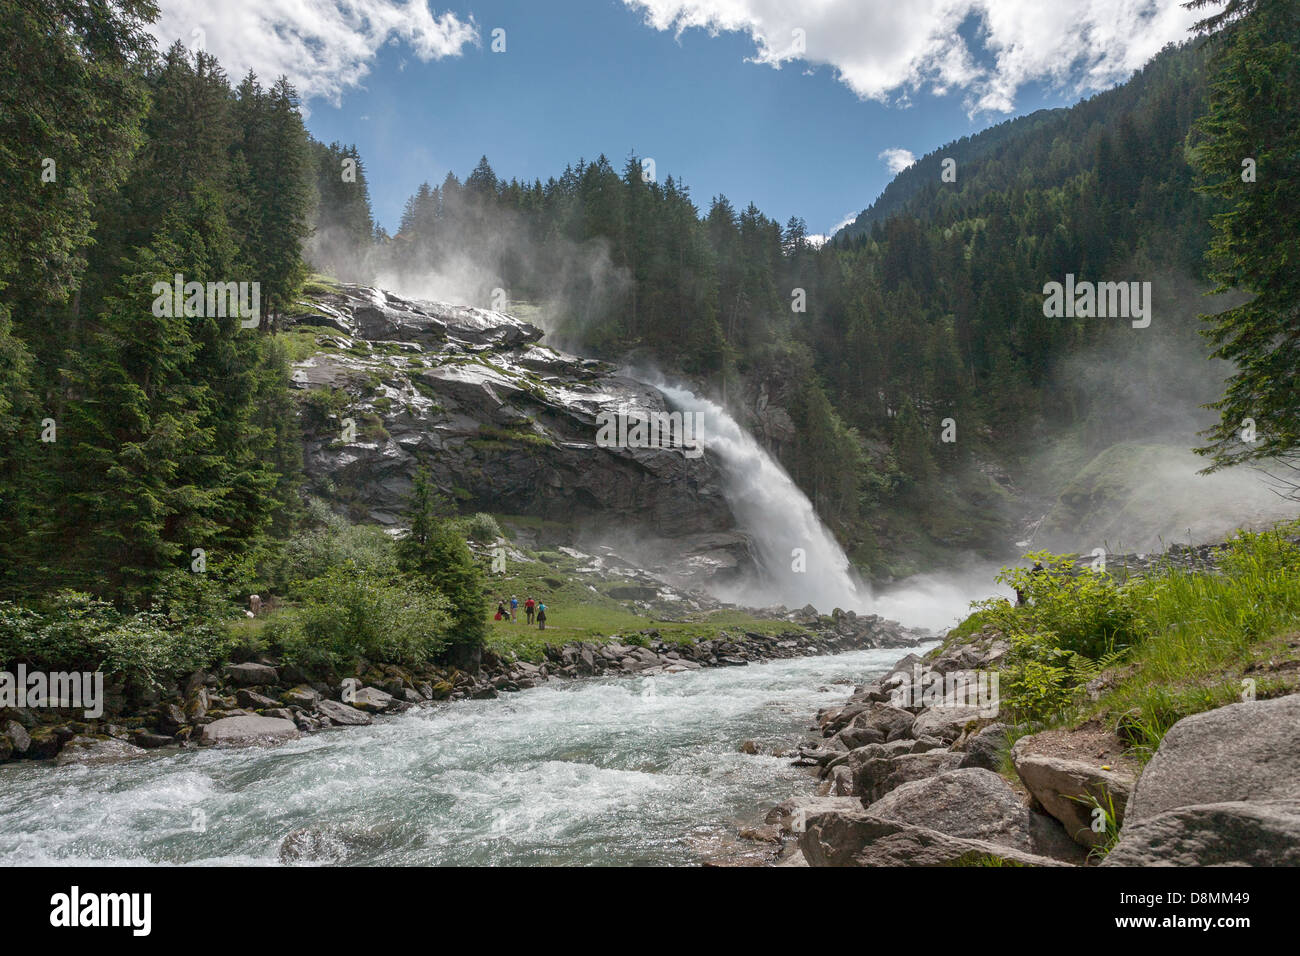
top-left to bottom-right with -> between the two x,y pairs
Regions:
0,646 -> 920,866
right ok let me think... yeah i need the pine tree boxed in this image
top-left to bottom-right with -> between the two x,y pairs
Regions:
1189,0 -> 1300,471
397,468 -> 488,668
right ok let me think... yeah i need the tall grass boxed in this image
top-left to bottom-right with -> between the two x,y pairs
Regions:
964,521 -> 1300,755
1093,526 -> 1300,755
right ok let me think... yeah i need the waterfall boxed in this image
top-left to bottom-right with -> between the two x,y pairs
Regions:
657,383 -> 868,613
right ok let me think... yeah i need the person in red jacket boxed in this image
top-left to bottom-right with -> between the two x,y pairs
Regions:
524,596 -> 536,625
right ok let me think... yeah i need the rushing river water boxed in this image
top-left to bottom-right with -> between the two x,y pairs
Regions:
0,647 -> 922,866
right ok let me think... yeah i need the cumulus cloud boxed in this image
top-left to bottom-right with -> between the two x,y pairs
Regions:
624,0 -> 1201,114
878,147 -> 916,174
151,0 -> 479,106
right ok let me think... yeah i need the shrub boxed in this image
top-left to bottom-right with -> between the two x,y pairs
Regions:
265,565 -> 452,671
453,512 -> 504,544
995,552 -> 1145,659
269,504 -> 397,594
0,591 -> 225,686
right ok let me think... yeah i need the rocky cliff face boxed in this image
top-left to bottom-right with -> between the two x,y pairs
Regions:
284,284 -> 753,586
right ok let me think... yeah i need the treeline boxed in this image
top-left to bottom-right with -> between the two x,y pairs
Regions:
350,40 -> 1225,567
1,12 -> 311,604
0,2 -> 491,666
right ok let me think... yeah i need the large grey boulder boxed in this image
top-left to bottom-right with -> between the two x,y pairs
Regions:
317,699 -> 373,726
1101,695 -> 1300,865
1102,800 -> 1300,867
856,751 -> 964,803
348,687 -> 394,713
1012,737 -> 1136,847
864,768 -> 1083,862
839,702 -> 916,748
2,719 -> 31,756
200,715 -> 298,746
224,662 -> 280,687
1124,694 -> 1300,824
55,734 -> 148,767
959,722 -> 1008,770
798,807 -> 1071,867
911,705 -> 989,743
282,685 -> 322,708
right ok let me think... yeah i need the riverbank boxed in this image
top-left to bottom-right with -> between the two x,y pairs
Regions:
769,529 -> 1300,866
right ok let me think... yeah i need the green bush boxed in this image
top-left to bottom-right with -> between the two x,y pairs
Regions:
970,551 -> 1145,722
452,512 -> 504,544
265,565 -> 452,671
268,501 -> 397,593
0,591 -> 225,686
995,552 -> 1145,659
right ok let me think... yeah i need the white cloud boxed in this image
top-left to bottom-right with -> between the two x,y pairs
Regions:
878,148 -> 916,175
623,0 -> 1200,114
152,1 -> 479,106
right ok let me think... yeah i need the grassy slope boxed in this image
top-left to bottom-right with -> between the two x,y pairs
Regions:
941,521 -> 1300,762
479,520 -> 811,661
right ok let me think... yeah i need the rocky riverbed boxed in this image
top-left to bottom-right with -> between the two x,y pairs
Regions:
765,628 -> 1300,866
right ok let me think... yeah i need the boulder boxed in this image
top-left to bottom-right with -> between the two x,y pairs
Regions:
316,699 -> 373,726
798,808 -> 1071,867
826,739 -> 914,775
236,688 -> 280,710
25,725 -> 63,759
865,768 -> 1084,863
2,719 -> 31,756
839,703 -> 916,748
55,734 -> 148,767
199,715 -> 298,746
856,751 -> 965,803
959,722 -> 1008,770
1124,694 -> 1300,824
224,662 -> 279,687
283,685 -> 322,708
1102,799 -> 1300,866
184,687 -> 209,722
910,705 -> 989,743
1012,736 -> 1136,847
349,687 -> 393,713
156,702 -> 187,735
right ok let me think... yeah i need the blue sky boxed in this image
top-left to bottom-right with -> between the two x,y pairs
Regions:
152,0 -> 1204,237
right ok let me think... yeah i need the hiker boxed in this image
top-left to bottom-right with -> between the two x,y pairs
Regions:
495,599 -> 507,621
510,595 -> 519,622
536,602 -> 547,630
524,596 -> 535,624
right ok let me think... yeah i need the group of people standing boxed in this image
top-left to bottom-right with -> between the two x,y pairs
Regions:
495,594 -> 547,629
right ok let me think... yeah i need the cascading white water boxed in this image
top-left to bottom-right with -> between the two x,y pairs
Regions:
657,383 -> 868,614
